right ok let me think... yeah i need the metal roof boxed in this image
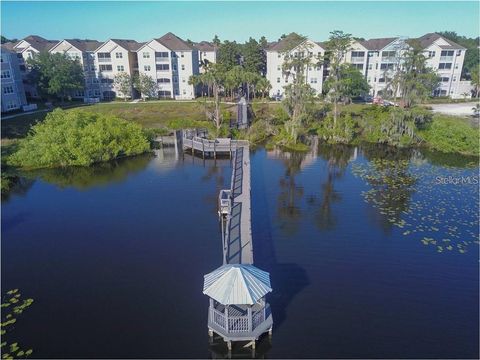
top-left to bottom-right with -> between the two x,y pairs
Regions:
203,264 -> 272,305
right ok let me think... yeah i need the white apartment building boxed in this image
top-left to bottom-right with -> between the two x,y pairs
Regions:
1,44 -> 27,112
417,33 -> 466,98
343,33 -> 468,98
13,35 -> 59,98
194,41 -> 217,71
94,39 -> 143,100
136,32 -> 200,99
49,39 -> 102,99
266,35 -> 325,98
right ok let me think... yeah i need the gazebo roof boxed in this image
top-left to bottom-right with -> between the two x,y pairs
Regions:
203,264 -> 272,305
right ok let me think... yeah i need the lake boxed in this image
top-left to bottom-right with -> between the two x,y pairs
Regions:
2,142 -> 479,358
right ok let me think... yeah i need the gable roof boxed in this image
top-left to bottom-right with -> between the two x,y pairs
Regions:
415,33 -> 466,50
155,32 -> 193,51
193,41 -> 215,52
109,39 -> 144,52
62,39 -> 103,52
17,35 -> 58,52
267,33 -> 307,52
360,37 -> 398,51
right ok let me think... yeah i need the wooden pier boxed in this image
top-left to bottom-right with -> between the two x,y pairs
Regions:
203,141 -> 273,353
182,130 -> 248,159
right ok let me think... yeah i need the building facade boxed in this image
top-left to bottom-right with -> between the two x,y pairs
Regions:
266,35 -> 325,98
1,45 -> 27,112
94,39 -> 143,100
194,41 -> 217,72
49,39 -> 103,99
136,32 -> 200,99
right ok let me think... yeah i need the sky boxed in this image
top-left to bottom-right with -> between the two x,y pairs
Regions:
1,1 -> 479,43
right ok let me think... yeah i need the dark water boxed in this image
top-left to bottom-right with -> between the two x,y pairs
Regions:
2,143 -> 479,359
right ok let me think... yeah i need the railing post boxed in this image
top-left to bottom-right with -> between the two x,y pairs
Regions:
248,306 -> 252,332
224,305 -> 229,333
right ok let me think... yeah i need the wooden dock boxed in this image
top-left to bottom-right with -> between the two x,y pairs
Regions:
222,146 -> 253,265
182,130 -> 248,159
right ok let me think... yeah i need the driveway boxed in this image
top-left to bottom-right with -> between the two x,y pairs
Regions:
428,102 -> 479,117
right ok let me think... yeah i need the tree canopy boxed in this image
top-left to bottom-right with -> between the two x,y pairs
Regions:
27,52 -> 84,101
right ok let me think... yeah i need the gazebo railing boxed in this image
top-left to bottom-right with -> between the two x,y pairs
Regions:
209,304 -> 270,334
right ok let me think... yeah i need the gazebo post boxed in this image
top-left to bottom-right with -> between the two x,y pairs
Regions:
224,305 -> 229,332
247,305 -> 252,332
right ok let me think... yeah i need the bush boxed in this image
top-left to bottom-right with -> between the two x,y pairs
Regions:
9,109 -> 151,169
317,114 -> 358,144
418,115 -> 479,156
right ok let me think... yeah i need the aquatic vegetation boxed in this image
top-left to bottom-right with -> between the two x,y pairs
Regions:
1,289 -> 34,359
352,158 -> 479,254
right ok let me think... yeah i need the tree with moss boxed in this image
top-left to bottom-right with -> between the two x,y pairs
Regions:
324,30 -> 353,126
280,33 -> 321,143
470,64 -> 479,98
386,43 -> 440,108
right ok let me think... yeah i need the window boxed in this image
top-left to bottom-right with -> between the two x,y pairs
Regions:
90,65 -> 96,71
428,51 -> 436,58
98,52 -> 111,60
117,65 -> 124,71
143,52 -> 150,58
277,53 -> 281,58
92,78 -> 99,84
173,65 -> 177,71
277,66 -> 281,71
0,56 -> 3,63
173,76 -> 178,83
158,90 -> 172,97
310,78 -> 318,84
440,50 -> 454,57
182,77 -> 185,83
1,70 -> 11,79
277,77 -> 280,83
6,101 -> 18,110
144,65 -> 151,71
180,52 -> 184,58
94,90 -> 101,96
441,77 -> 449,82
457,50 -> 462,56
181,64 -> 185,71
99,64 -> 112,71
156,64 -> 169,71
439,63 -> 452,70
453,76 -> 457,81
3,86 -> 14,94
183,89 -> 186,95
375,63 -> 378,69
379,77 -> 386,83
368,77 -> 371,83
368,64 -> 373,70
351,51 -> 365,57
155,52 -> 168,58
455,63 -> 459,69
171,52 -> 177,58
100,78 -> 114,84
353,64 -> 363,70
380,63 -> 394,70
381,51 -> 396,58
115,52 -> 123,59
157,78 -> 170,83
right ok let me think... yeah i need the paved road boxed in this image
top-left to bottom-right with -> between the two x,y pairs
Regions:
428,102 -> 479,117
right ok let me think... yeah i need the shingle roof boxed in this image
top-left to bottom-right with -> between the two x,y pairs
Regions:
193,41 -> 215,52
415,33 -> 465,50
21,35 -> 58,52
110,39 -> 144,52
64,39 -> 103,52
156,32 -> 193,51
267,33 -> 306,52
360,37 -> 398,50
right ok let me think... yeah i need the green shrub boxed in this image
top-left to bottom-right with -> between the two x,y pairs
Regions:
418,115 -> 479,156
9,109 -> 151,169
317,114 -> 358,144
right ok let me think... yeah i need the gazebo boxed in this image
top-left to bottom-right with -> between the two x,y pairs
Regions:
203,264 -> 273,350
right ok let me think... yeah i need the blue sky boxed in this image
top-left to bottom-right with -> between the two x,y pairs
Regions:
2,1 -> 479,43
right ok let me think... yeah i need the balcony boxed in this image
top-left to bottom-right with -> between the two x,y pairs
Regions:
440,56 -> 454,62
155,57 -> 170,63
381,57 -> 396,63
351,56 -> 365,64
97,58 -> 112,63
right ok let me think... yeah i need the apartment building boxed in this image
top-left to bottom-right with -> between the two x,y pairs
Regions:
13,35 -> 59,98
94,39 -> 143,100
266,34 -> 325,98
49,39 -> 102,99
416,33 -> 466,98
136,32 -> 200,99
194,41 -> 217,71
1,44 -> 27,112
